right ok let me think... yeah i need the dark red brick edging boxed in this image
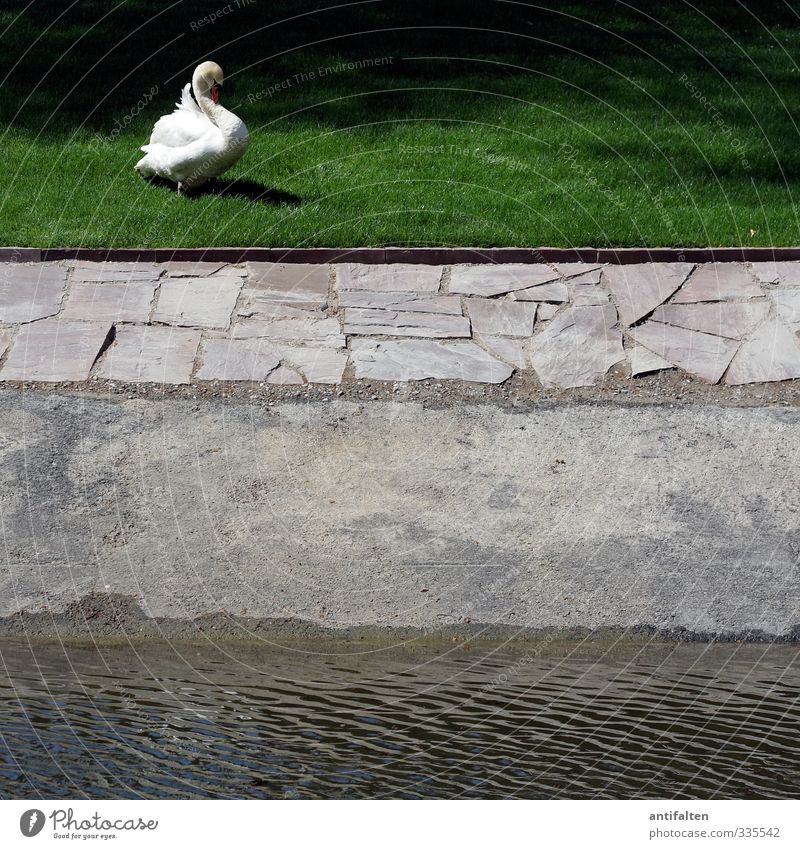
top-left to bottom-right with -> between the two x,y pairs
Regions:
4,246 -> 800,265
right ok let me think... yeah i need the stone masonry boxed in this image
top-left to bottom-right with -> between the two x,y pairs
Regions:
1,259 -> 799,387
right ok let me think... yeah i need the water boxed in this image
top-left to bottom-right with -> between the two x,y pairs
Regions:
1,639 -> 798,799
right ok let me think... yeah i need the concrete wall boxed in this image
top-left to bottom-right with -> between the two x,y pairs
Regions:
1,390 -> 798,641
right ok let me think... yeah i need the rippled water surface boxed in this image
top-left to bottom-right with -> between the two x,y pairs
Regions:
1,640 -> 799,799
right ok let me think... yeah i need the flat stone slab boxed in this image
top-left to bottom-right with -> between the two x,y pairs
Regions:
97,325 -> 201,384
672,263 -> 761,303
0,319 -> 111,382
246,263 -> 329,306
467,298 -> 537,337
511,281 -> 569,303
279,347 -> 348,384
351,339 -> 512,383
569,269 -> 608,306
338,291 -> 461,314
342,308 -> 470,338
163,261 -> 235,277
152,276 -> 242,329
554,263 -> 603,280
336,264 -> 441,292
61,280 -> 158,323
771,290 -> 800,332
749,262 -> 800,286
629,344 -> 673,376
604,263 -> 693,326
233,317 -> 345,348
536,303 -> 561,320
725,318 -> 800,385
70,261 -> 163,283
529,305 -> 624,389
0,264 -> 67,323
450,264 -> 559,296
651,300 -> 769,339
570,283 -> 608,306
237,291 -> 324,320
474,335 -> 528,369
196,338 -> 282,381
0,328 -> 13,359
629,321 -> 739,383
266,364 -> 304,385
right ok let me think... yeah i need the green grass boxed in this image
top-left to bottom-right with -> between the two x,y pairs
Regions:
3,0 -> 800,247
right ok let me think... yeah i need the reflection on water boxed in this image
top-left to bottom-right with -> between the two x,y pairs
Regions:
0,639 -> 798,799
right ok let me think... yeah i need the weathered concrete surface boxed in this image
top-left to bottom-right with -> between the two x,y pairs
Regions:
0,390 -> 798,641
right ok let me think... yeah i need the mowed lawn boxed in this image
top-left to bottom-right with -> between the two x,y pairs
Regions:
3,0 -> 800,247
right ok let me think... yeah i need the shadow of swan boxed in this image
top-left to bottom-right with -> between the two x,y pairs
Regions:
144,176 -> 300,206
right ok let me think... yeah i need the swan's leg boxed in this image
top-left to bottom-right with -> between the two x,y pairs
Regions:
176,182 -> 184,196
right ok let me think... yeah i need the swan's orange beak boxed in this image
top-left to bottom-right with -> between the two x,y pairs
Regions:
211,83 -> 221,103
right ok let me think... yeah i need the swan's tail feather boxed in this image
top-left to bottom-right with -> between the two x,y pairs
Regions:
176,82 -> 202,115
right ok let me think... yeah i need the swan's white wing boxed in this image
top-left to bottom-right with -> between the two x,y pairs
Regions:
146,83 -> 213,148
138,132 -> 224,184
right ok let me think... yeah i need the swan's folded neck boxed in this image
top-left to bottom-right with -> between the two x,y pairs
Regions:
193,75 -> 240,136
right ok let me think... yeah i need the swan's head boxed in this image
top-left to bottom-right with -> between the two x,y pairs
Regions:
194,61 -> 224,103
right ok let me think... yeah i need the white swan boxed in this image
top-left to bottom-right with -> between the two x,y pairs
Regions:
135,61 -> 249,193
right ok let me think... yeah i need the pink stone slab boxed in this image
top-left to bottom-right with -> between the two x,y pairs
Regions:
749,262 -> 800,286
70,261 -> 162,283
529,305 -> 624,388
467,299 -> 536,337
474,335 -> 528,369
61,280 -> 158,323
342,308 -> 470,338
152,277 -> 243,329
246,263 -> 330,306
449,264 -> 559,296
0,328 -> 13,359
555,264 -> 603,281
536,303 -> 561,320
96,325 -> 201,384
237,291 -> 325,319
671,263 -> 761,303
724,318 -> 800,385
0,264 -> 67,323
511,281 -> 568,303
651,300 -> 769,340
196,338 -> 282,381
233,318 -> 345,348
266,364 -> 305,385
351,339 -> 512,383
162,261 -> 230,277
629,321 -> 739,383
604,263 -> 693,326
336,264 -> 441,292
279,347 -> 348,384
0,320 -> 111,382
771,290 -> 800,332
338,291 -> 462,314
570,279 -> 609,306
629,344 -> 673,376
